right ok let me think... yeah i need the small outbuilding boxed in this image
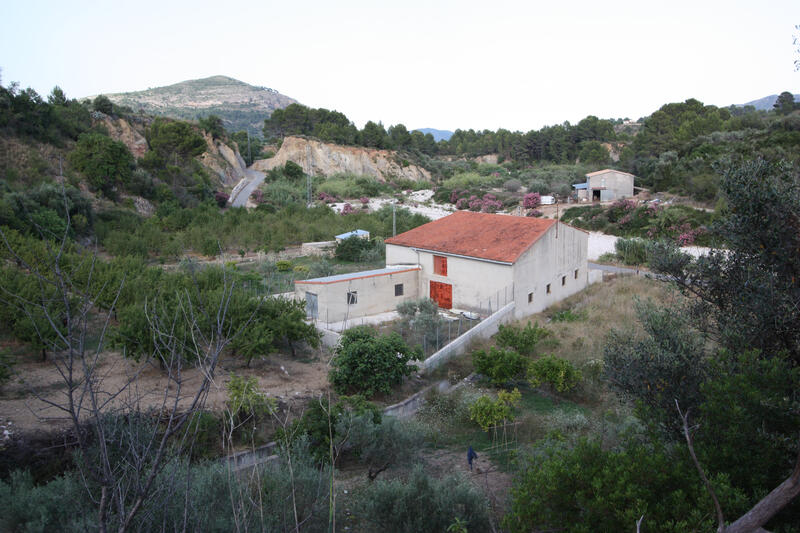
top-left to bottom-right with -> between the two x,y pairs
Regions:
574,169 -> 635,202
335,229 -> 370,242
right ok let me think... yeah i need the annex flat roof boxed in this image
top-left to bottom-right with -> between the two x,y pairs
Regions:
572,183 -> 588,189
384,211 -> 556,264
295,266 -> 420,285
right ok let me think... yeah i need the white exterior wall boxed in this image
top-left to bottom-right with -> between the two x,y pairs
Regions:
386,244 -> 514,314
295,268 -> 419,324
512,223 -> 588,317
587,171 -> 634,200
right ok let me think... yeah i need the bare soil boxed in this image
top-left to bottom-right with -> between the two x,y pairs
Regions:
0,345 -> 332,434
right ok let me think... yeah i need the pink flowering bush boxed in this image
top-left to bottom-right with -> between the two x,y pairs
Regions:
456,198 -> 469,210
250,189 -> 264,203
319,192 -> 338,204
523,192 -> 541,209
360,196 -> 370,206
341,203 -> 355,215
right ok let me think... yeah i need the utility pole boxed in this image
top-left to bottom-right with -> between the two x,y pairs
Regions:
246,129 -> 251,164
392,202 -> 396,237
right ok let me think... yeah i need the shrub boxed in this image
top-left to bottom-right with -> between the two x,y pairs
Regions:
614,237 -> 650,265
468,388 -> 521,431
523,192 -> 541,209
279,395 -> 381,463
329,326 -> 421,397
503,437 -> 739,533
472,347 -> 527,385
352,465 -> 491,533
529,355 -> 582,393
504,179 -> 522,192
337,413 -> 425,480
275,260 -> 292,271
335,235 -> 375,262
550,308 -> 588,322
495,321 -> 550,356
226,375 -> 275,423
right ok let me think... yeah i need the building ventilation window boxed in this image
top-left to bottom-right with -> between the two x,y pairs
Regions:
574,269 -> 579,279
347,291 -> 357,305
395,283 -> 404,296
562,275 -> 566,286
546,284 -> 551,294
433,255 -> 448,276
528,292 -> 533,303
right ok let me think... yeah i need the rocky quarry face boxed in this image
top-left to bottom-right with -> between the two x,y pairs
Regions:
251,136 -> 432,182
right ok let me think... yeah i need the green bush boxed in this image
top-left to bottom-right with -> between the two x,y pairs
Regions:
351,465 -> 491,533
614,237 -> 650,265
334,235 -> 377,262
468,388 -> 521,431
550,308 -> 588,322
528,355 -> 582,393
329,326 -> 421,397
495,321 -> 550,356
503,437 -> 745,533
275,259 -> 292,271
279,395 -> 381,463
472,347 -> 527,385
226,375 -> 275,423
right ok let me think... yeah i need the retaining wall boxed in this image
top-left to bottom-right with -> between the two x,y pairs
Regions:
421,302 -> 516,372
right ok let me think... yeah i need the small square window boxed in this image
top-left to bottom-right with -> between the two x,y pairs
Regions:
347,291 -> 357,305
395,283 -> 404,296
562,276 -> 566,286
574,269 -> 579,279
546,284 -> 551,294
528,292 -> 533,303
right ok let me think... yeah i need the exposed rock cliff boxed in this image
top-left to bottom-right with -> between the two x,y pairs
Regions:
99,116 -> 149,159
251,136 -> 432,182
198,132 -> 248,185
98,114 -> 248,187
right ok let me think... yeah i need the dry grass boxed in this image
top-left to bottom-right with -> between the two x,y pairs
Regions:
517,275 -> 680,368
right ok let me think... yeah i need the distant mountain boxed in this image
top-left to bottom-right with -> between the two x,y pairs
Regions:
737,93 -> 800,111
414,128 -> 454,142
91,75 -> 298,135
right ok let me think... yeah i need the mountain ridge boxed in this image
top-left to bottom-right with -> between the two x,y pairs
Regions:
90,75 -> 298,135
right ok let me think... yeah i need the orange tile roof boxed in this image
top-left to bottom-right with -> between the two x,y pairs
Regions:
385,211 -> 556,263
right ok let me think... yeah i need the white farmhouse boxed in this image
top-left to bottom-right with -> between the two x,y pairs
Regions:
294,211 -> 589,324
384,211 -> 588,318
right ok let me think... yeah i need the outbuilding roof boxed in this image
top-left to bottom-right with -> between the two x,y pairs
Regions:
384,211 -> 556,264
585,169 -> 636,178
335,229 -> 369,239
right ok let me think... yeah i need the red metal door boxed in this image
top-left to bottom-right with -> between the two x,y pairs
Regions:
430,281 -> 452,309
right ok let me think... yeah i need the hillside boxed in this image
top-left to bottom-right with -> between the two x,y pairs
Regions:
414,127 -> 454,141
739,93 -> 800,110
93,75 -> 298,135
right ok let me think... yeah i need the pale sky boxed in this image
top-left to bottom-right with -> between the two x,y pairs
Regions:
1,0 -> 798,132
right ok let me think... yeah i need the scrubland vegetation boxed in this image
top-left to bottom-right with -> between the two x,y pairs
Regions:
1,77 -> 799,531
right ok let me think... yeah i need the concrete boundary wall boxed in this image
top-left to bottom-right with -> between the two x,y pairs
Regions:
228,177 -> 248,205
421,302 -> 516,372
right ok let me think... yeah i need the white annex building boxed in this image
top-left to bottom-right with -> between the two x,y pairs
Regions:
295,211 -> 589,324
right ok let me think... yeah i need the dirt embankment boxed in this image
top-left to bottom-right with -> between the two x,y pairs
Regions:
252,136 -> 432,182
